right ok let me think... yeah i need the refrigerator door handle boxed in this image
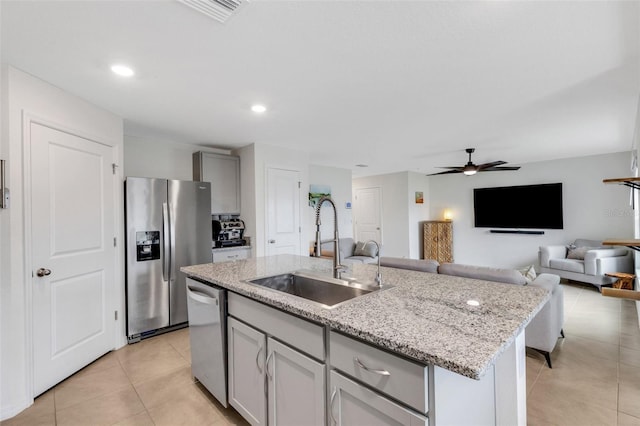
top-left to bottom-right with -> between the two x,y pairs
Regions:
162,202 -> 170,282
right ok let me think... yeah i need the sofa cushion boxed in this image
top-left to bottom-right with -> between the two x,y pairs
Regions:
574,239 -> 603,248
549,258 -> 585,273
567,246 -> 598,260
380,257 -> 439,273
353,241 -> 378,257
518,264 -> 537,283
438,263 -> 527,286
344,255 -> 378,264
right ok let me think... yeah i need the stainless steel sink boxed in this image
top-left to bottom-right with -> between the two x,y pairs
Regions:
245,271 -> 386,309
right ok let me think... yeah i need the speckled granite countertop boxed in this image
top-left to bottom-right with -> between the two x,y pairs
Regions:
181,254 -> 549,380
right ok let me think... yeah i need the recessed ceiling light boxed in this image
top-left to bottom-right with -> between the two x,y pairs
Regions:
251,104 -> 267,113
466,300 -> 480,306
111,64 -> 135,77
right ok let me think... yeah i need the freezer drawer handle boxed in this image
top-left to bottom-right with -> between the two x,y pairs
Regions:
186,286 -> 218,305
354,357 -> 391,376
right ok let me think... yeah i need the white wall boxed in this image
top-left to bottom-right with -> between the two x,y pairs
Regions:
309,165 -> 353,252
234,143 -> 256,257
428,152 -> 634,268
353,172 -> 410,258
240,143 -> 310,257
408,171 -> 431,259
124,135 -> 230,180
0,67 -> 123,420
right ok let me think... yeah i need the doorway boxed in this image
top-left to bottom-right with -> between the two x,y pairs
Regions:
30,122 -> 117,396
265,167 -> 302,256
354,187 -> 382,244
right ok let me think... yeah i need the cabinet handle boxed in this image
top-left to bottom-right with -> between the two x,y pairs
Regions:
354,357 -> 391,376
266,351 -> 274,380
256,345 -> 263,374
329,387 -> 337,425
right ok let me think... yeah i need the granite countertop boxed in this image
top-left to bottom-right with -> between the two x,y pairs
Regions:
181,254 -> 550,380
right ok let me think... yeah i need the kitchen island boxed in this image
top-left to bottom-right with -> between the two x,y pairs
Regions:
182,254 -> 550,426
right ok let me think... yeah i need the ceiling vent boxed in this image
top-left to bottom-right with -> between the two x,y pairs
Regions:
177,0 -> 248,24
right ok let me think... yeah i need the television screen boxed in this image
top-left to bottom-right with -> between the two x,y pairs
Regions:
473,183 -> 563,229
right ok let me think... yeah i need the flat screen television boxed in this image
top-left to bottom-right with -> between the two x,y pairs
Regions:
473,183 -> 563,229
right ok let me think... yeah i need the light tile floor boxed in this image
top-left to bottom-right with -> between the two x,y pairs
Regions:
3,281 -> 640,425
527,281 -> 640,426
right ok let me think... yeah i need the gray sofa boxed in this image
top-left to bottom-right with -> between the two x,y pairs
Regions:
379,257 -> 563,367
539,238 -> 633,289
319,238 -> 379,264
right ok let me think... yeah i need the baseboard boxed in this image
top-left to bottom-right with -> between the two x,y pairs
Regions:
0,398 -> 32,421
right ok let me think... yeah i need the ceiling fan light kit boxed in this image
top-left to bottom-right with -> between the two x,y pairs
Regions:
428,148 -> 520,176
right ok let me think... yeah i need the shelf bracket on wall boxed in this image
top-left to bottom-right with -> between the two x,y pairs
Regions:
603,177 -> 640,191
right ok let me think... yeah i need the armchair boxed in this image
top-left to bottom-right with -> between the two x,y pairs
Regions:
539,238 -> 633,289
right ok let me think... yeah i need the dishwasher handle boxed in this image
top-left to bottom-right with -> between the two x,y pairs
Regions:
187,285 -> 219,306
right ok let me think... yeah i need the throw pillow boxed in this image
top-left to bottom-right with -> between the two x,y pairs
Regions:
353,241 -> 378,258
566,246 -> 595,260
517,265 -> 537,284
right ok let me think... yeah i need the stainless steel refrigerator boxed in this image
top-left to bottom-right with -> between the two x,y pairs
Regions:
125,177 -> 212,343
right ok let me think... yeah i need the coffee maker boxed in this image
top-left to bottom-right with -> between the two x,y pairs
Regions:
212,218 -> 246,248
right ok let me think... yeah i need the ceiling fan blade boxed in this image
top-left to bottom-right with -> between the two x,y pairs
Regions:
436,166 -> 465,170
427,170 -> 463,176
479,166 -> 521,172
477,161 -> 507,170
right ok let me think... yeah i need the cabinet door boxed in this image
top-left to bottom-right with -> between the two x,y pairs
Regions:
329,371 -> 427,426
266,338 -> 325,426
196,152 -> 240,215
228,317 -> 266,426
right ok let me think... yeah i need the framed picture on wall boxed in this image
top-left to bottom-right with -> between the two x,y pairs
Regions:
309,184 -> 331,208
415,191 -> 424,204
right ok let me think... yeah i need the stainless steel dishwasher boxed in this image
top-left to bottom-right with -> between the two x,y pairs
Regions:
186,277 -> 227,407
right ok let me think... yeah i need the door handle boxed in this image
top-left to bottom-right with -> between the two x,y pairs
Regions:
36,268 -> 51,277
266,350 -> 274,380
269,239 -> 276,244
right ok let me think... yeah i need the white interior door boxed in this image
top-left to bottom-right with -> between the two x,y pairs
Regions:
354,187 -> 382,244
266,167 -> 301,256
31,123 -> 116,396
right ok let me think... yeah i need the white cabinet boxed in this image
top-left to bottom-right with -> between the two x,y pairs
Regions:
227,293 -> 326,426
212,247 -> 251,263
329,371 -> 427,426
228,317 -> 266,426
330,331 -> 428,414
266,338 -> 325,426
193,152 -> 240,215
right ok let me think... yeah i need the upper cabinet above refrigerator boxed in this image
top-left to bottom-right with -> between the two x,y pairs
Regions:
193,152 -> 240,215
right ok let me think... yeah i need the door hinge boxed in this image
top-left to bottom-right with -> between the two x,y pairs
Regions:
113,237 -> 117,247
298,181 -> 301,189
114,310 -> 118,320
299,226 -> 301,233
112,163 -> 119,175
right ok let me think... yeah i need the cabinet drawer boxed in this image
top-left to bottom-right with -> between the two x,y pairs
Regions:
330,371 -> 427,426
212,248 -> 250,263
228,292 -> 325,360
330,331 -> 428,414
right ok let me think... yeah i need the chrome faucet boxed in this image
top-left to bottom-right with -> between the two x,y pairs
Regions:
314,196 -> 346,278
366,240 -> 382,287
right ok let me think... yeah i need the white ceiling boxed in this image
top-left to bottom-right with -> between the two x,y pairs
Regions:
2,0 -> 639,177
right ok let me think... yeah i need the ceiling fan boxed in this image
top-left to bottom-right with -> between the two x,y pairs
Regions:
427,148 -> 521,176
